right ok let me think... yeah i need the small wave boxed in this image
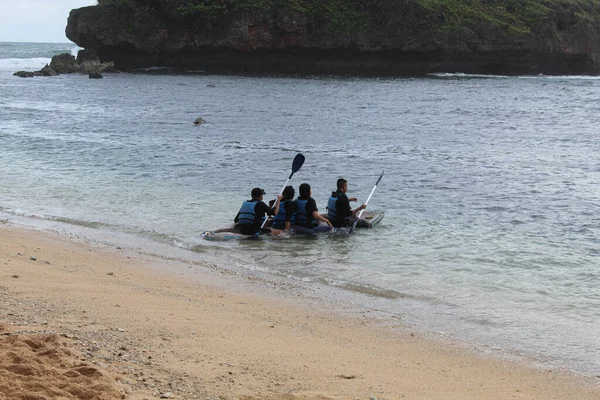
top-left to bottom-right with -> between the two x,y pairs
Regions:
2,207 -> 105,229
0,57 -> 50,72
1,206 -> 194,250
428,72 -> 508,79
143,66 -> 172,71
315,276 -> 449,304
70,46 -> 81,57
519,74 -> 600,80
480,206 -> 510,212
429,72 -> 600,80
0,44 -> 80,72
340,282 -> 404,299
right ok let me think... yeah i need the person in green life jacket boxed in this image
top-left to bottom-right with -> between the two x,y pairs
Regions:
327,178 -> 366,228
294,183 -> 333,234
234,187 -> 283,235
271,185 -> 296,231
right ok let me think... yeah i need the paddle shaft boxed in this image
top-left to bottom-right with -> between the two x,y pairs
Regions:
354,183 -> 378,221
349,170 -> 384,234
278,173 -> 293,197
260,156 -> 303,229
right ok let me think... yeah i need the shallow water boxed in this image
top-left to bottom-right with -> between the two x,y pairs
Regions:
1,42 -> 599,376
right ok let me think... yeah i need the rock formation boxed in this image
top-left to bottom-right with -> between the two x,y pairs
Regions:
39,65 -> 59,76
13,71 -> 35,78
50,52 -> 115,74
62,0 -> 600,75
13,51 -> 115,78
49,53 -> 80,74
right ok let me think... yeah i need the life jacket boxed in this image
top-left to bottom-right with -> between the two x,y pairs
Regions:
294,198 -> 308,226
237,200 -> 257,226
272,200 -> 295,229
327,192 -> 339,221
295,198 -> 315,227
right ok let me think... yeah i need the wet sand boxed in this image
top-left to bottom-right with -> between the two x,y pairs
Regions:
1,223 -> 599,399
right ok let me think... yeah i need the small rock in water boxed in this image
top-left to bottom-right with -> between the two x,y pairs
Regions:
13,71 -> 34,78
206,84 -> 216,88
193,117 -> 206,125
89,72 -> 103,79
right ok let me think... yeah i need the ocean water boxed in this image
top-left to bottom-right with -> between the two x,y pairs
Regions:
1,42 -> 599,377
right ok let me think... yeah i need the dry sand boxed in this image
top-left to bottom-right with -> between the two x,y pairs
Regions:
1,223 -> 599,400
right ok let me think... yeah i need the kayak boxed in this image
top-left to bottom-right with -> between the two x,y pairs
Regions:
201,211 -> 385,241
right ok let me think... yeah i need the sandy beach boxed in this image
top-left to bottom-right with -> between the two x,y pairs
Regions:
1,222 -> 599,400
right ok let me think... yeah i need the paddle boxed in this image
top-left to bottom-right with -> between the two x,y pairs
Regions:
349,170 -> 384,234
260,153 -> 305,229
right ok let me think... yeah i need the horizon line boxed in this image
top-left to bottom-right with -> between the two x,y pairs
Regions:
0,40 -> 76,45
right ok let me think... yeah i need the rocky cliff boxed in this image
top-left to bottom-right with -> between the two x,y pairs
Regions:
65,0 -> 600,75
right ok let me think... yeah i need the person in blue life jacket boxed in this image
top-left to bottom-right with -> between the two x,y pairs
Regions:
234,187 -> 284,235
327,178 -> 366,228
271,185 -> 296,231
294,183 -> 333,235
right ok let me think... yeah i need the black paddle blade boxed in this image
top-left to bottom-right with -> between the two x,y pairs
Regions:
288,153 -> 305,179
376,170 -> 385,186
292,153 -> 305,173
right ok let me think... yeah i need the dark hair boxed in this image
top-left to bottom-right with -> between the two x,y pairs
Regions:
282,185 -> 295,200
251,187 -> 265,198
336,178 -> 347,190
299,183 -> 311,198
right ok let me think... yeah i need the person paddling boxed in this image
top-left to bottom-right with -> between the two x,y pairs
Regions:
271,185 -> 296,232
294,183 -> 333,234
327,178 -> 366,228
234,187 -> 283,236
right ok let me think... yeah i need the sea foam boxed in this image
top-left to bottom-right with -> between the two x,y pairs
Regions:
0,57 -> 50,72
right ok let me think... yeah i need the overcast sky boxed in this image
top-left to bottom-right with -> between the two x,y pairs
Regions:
0,0 -> 97,43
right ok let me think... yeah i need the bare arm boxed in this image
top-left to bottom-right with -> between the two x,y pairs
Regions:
351,204 -> 367,216
313,211 -> 332,227
271,194 -> 283,216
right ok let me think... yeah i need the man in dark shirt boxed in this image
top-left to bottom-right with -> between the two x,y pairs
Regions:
234,188 -> 283,235
327,178 -> 366,228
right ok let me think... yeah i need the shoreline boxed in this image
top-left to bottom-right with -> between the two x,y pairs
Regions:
2,210 -> 598,379
1,222 -> 599,399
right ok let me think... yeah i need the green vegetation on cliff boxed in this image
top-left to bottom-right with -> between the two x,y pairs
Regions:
96,0 -> 396,33
95,0 -> 600,36
418,0 -> 600,34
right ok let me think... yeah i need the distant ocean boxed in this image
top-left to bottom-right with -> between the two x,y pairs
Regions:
1,42 -> 599,377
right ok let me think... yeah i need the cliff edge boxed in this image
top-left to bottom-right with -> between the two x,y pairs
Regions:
65,0 -> 600,75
